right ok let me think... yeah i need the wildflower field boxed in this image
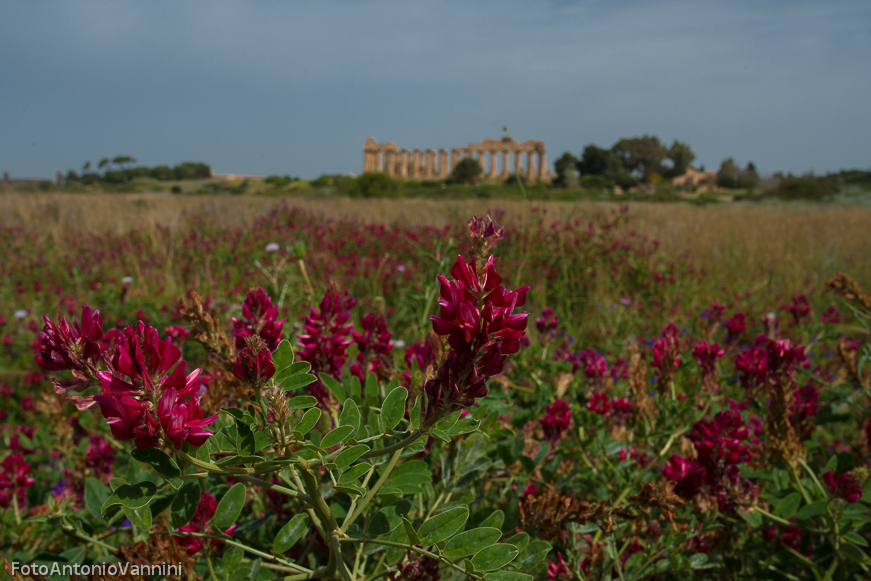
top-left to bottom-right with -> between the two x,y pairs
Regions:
1,196 -> 871,581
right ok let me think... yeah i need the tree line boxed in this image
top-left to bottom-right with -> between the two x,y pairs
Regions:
64,156 -> 212,185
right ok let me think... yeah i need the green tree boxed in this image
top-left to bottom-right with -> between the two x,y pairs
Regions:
576,145 -> 619,176
451,157 -> 483,184
352,172 -> 399,198
552,152 -> 579,188
611,135 -> 667,182
665,140 -> 696,178
717,158 -> 741,188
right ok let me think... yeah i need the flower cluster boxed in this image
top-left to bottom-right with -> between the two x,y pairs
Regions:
37,305 -> 104,405
232,336 -> 276,387
663,454 -> 707,498
424,237 -> 528,423
784,293 -> 811,325
540,399 -> 572,442
349,312 -> 394,381
176,491 -> 238,555
823,470 -> 862,504
535,308 -> 559,342
231,288 -> 286,351
0,453 -> 35,509
724,311 -> 746,342
297,286 -> 356,406
692,340 -> 725,390
651,323 -> 682,393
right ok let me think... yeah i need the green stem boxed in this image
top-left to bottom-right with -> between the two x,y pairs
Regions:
343,449 -> 402,533
235,474 -> 310,501
752,506 -> 794,527
339,538 -> 479,578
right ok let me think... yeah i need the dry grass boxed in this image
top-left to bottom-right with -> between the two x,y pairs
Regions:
2,192 -> 869,292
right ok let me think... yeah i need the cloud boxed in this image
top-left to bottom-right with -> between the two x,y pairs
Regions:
0,0 -> 869,176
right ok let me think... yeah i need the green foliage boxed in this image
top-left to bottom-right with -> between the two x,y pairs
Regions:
451,157 -> 483,184
352,172 -> 400,198
762,174 -> 839,200
552,152 -> 579,187
611,134 -> 667,182
717,157 -> 759,189
579,174 -> 608,190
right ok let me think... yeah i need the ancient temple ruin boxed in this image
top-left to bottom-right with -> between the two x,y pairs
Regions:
363,136 -> 548,183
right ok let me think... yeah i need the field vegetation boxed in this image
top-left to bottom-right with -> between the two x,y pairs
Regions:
1,193 -> 870,580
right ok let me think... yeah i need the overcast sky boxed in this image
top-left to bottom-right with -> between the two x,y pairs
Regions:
2,0 -> 869,178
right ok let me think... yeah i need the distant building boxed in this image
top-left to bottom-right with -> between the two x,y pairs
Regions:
671,167 -> 717,188
363,136 -> 549,183
212,174 -> 264,182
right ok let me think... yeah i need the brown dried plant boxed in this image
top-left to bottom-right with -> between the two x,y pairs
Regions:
827,271 -> 871,314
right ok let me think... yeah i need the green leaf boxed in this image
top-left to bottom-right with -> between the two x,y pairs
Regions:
365,373 -> 379,405
170,481 -> 201,528
471,544 -> 518,571
294,407 -> 322,436
443,527 -> 502,558
391,473 -> 431,487
431,428 -> 449,443
402,516 -> 423,545
796,501 -> 827,521
84,478 -> 111,521
381,386 -> 408,431
503,532 -> 529,551
122,505 -> 152,530
479,510 -> 504,531
418,506 -> 469,545
689,553 -> 709,569
131,448 -> 181,478
277,372 -> 318,391
334,483 -> 365,497
222,407 -> 249,422
320,373 -> 347,403
840,542 -> 869,565
443,418 -> 480,436
321,425 -> 356,449
368,500 -> 412,536
843,532 -> 869,547
338,463 -> 371,484
340,399 -> 361,437
740,509 -> 762,527
409,397 -> 421,431
213,483 -> 247,531
273,513 -> 309,553
288,395 -> 318,410
775,493 -> 802,519
334,445 -> 370,472
215,455 -> 263,467
236,422 -> 256,456
272,340 -> 295,371
484,573 -> 533,581
513,540 -> 551,571
102,481 -> 157,515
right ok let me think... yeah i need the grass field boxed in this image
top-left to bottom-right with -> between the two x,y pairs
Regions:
2,191 -> 870,579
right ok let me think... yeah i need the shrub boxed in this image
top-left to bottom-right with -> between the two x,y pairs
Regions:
580,174 -> 608,190
352,172 -> 399,198
311,174 -> 333,187
151,165 -> 175,181
451,157 -> 483,184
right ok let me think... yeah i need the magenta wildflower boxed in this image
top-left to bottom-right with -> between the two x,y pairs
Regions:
231,288 -> 286,351
349,312 -> 394,381
663,454 -> 707,498
691,409 -> 751,471
540,399 -> 572,442
423,225 -> 529,423
784,294 -> 811,325
587,391 -> 611,415
84,435 -> 116,481
535,308 -> 559,338
820,306 -> 841,323
37,305 -> 104,406
547,552 -> 572,579
175,492 -> 237,555
297,287 -> 356,406
0,453 -> 35,509
233,344 -> 276,387
823,470 -> 863,504
724,312 -> 746,342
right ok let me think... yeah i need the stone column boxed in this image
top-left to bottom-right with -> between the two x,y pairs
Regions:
527,152 -> 537,183
538,150 -> 547,181
488,150 -> 498,179
501,151 -> 511,178
438,149 -> 449,178
384,151 -> 395,176
398,149 -> 408,179
514,152 -> 523,176
451,149 -> 461,171
426,149 -> 436,180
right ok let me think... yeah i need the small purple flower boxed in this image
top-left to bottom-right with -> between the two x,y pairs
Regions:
619,297 -> 631,306
265,242 -> 280,252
